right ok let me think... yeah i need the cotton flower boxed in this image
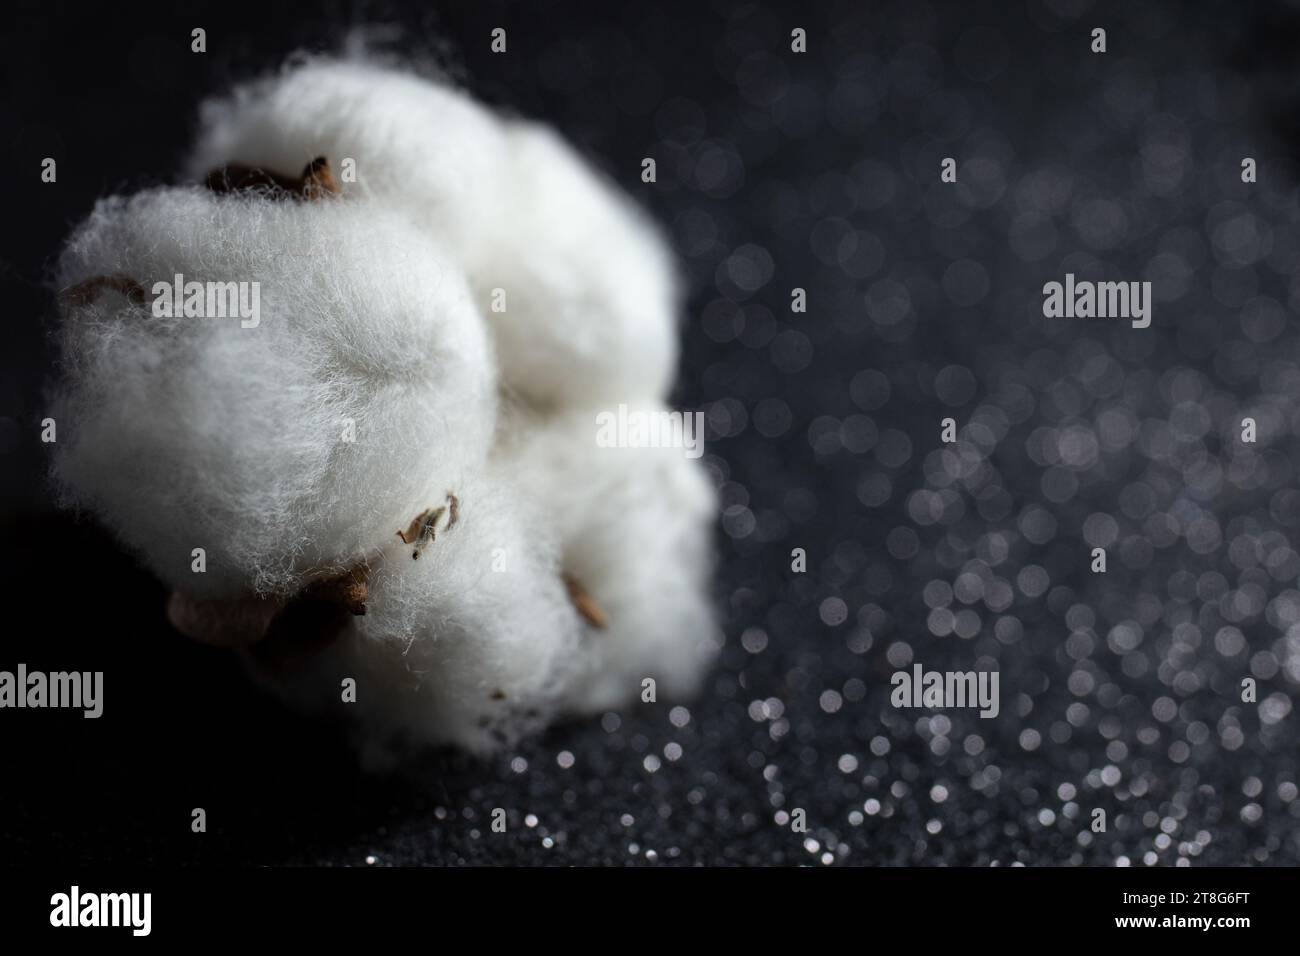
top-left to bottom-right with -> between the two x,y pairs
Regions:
188,57 -> 679,408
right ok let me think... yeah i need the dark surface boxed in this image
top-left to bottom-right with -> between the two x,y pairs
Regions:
2,0 -> 1299,866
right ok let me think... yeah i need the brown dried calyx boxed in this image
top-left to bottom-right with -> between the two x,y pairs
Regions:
395,498 -> 608,628
397,493 -> 460,560
59,274 -> 147,307
564,574 -> 608,629
167,564 -> 369,660
205,156 -> 342,200
299,564 -> 370,616
58,158 -> 341,310
166,493 -> 607,670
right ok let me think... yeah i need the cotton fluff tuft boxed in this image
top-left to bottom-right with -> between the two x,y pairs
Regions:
188,57 -> 679,408
243,464 -> 583,761
497,405 -> 720,713
50,187 -> 496,598
487,121 -> 679,407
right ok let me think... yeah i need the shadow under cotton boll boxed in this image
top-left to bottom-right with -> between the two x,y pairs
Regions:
49,185 -> 497,601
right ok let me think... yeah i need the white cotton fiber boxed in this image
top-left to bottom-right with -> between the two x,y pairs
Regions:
485,120 -> 679,408
186,58 -> 512,265
241,464 -> 584,761
49,56 -> 717,759
187,57 -> 679,408
496,404 -> 720,713
50,186 -> 496,599
243,399 -> 720,758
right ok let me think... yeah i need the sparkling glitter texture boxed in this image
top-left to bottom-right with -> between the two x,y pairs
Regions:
3,0 -> 1300,867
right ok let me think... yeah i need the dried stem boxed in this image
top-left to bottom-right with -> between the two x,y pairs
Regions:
565,574 -> 609,629
205,156 -> 341,201
397,493 -> 459,559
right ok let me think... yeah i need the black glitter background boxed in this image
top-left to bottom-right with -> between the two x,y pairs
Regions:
2,0 -> 1299,867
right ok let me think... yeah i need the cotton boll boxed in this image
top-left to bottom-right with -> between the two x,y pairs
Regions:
498,404 -> 719,714
241,465 -> 584,761
485,120 -> 679,407
188,58 -> 680,408
50,186 -> 496,599
186,58 -> 512,262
